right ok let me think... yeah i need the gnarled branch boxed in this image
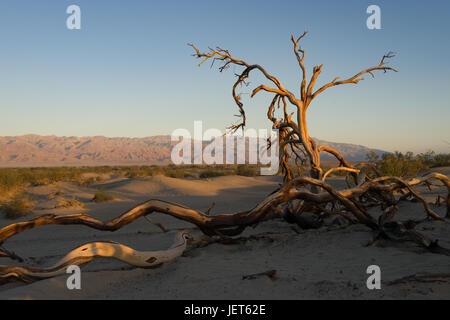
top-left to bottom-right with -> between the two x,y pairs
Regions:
0,232 -> 192,284
311,52 -> 397,100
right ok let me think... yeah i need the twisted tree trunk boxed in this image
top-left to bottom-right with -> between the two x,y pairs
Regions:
0,173 -> 449,286
0,34 -> 447,287
190,33 -> 396,189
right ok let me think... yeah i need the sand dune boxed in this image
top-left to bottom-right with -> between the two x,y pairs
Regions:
0,171 -> 449,299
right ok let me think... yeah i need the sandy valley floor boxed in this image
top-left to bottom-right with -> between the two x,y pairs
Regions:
0,169 -> 449,299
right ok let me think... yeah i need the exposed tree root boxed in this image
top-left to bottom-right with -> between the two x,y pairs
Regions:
0,232 -> 192,284
0,172 -> 448,285
376,220 -> 450,256
0,173 -> 448,252
0,34 -> 446,288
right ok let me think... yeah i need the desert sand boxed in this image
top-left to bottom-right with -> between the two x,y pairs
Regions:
0,169 -> 449,299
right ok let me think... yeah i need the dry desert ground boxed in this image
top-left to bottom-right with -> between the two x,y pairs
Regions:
0,168 -> 450,299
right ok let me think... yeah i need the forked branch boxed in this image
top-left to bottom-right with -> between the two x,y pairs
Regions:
310,52 -> 397,100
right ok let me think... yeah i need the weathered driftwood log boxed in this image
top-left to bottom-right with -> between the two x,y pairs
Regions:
1,34 -> 447,286
0,232 -> 192,284
0,172 -> 448,285
0,173 -> 448,263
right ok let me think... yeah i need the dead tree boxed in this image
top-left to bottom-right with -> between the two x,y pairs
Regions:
189,32 -> 396,185
1,34 -> 449,285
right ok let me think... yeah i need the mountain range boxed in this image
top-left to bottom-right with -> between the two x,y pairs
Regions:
0,134 -> 387,167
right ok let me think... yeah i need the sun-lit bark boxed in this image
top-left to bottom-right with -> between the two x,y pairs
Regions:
0,232 -> 192,284
0,173 -> 448,269
190,33 -> 396,186
2,35 -> 448,287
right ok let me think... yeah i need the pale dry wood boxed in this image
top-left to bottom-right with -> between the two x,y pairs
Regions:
0,172 -> 448,285
0,232 -> 192,284
0,173 -> 447,260
0,35 -> 445,287
322,167 -> 361,182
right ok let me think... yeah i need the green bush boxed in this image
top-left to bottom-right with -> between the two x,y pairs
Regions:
199,169 -> 226,178
0,169 -> 24,191
92,190 -> 116,203
165,168 -> 194,178
80,177 -> 96,187
365,151 -> 379,162
126,169 -> 140,178
236,164 -> 259,176
418,151 -> 450,168
124,166 -> 157,178
0,194 -> 34,219
367,151 -> 427,178
0,167 -> 86,191
0,164 -> 286,192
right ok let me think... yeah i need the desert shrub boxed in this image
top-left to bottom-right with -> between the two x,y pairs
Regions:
125,168 -> 140,178
125,166 -> 156,178
0,167 -> 87,190
165,168 -> 194,178
0,194 -> 34,219
92,189 -> 116,203
149,167 -> 165,176
199,169 -> 226,178
367,151 -> 427,178
365,151 -> 379,162
91,166 -> 113,174
236,164 -> 259,176
366,150 -> 450,176
430,153 -> 450,167
80,177 -> 96,187
24,167 -> 81,185
55,197 -> 85,209
418,151 -> 450,168
0,169 -> 24,191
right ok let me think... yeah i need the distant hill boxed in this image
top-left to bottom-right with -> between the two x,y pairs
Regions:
314,138 -> 387,162
0,134 -> 387,167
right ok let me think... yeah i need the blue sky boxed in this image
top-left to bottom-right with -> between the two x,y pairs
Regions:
0,0 -> 449,153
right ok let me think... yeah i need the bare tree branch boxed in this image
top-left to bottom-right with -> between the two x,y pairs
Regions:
290,32 -> 308,100
311,53 -> 397,100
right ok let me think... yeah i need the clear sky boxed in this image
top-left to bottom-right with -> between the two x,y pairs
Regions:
0,0 -> 449,153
